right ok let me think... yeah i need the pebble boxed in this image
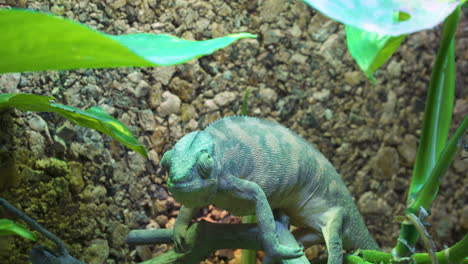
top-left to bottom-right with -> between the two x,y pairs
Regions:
358,191 -> 391,215
204,99 -> 219,111
28,115 -> 47,132
139,109 -> 156,131
214,91 -> 236,107
324,109 -> 333,120
380,90 -> 397,124
83,239 -> 109,264
258,88 -> 278,106
109,222 -> 129,247
397,134 -> 418,164
169,77 -> 195,103
371,146 -> 399,179
135,80 -> 150,98
312,89 -> 330,101
152,66 -> 176,85
158,91 -> 181,116
344,71 -> 363,86
0,73 -> 21,93
67,161 -> 85,193
387,60 -> 402,77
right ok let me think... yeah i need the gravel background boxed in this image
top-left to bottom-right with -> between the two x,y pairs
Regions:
0,0 -> 467,263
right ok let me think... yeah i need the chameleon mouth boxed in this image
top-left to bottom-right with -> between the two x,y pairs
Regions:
168,181 -> 196,189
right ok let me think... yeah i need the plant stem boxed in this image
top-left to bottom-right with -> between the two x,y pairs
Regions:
393,6 -> 461,257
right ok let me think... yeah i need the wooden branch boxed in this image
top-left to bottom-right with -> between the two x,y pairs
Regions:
127,219 -> 310,264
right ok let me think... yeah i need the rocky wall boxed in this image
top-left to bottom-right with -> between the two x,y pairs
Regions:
0,0 -> 467,263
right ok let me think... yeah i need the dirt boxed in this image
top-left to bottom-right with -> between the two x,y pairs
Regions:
0,0 -> 467,263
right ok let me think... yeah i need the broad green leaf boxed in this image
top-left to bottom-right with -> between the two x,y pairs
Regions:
345,25 -> 406,80
0,93 -> 147,157
302,0 -> 460,36
0,219 -> 37,241
0,8 -> 256,73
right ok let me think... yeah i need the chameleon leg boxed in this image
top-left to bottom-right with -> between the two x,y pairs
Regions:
321,209 -> 344,264
223,175 -> 303,261
173,205 -> 201,252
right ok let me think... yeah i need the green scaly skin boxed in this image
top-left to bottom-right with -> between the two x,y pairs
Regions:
161,116 -> 378,264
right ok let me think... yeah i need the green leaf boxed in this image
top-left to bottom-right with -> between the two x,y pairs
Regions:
0,8 -> 256,73
0,219 -> 37,241
409,114 -> 467,214
0,93 -> 147,157
302,0 -> 461,36
407,7 -> 459,203
345,25 -> 406,80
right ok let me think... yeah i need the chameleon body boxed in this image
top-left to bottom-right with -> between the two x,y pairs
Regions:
161,116 -> 378,263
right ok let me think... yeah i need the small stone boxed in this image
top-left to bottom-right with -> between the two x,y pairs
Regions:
169,77 -> 195,103
263,29 -> 283,45
148,149 -> 160,166
51,5 -> 65,15
152,66 -> 175,85
180,103 -> 198,122
312,89 -> 330,101
305,245 -> 319,260
68,161 -> 85,193
204,99 -> 219,111
358,191 -> 391,215
165,217 -> 176,229
127,71 -> 142,83
186,119 -> 199,130
260,0 -> 286,22
57,122 -> 77,141
387,60 -> 402,77
371,147 -> 399,179
324,109 -> 333,120
155,214 -> 168,227
380,90 -> 397,124
397,134 -> 418,164
28,115 -> 47,132
51,135 -> 67,154
107,0 -> 126,9
154,199 -> 167,213
128,151 -> 147,176
109,222 -> 129,247
158,91 -> 181,116
139,109 -> 156,131
136,245 -> 153,261
81,185 -> 107,203
291,53 -> 307,64
135,80 -> 150,98
344,71 -> 363,86
214,91 -> 236,107
0,73 -> 21,93
258,88 -> 278,106
28,131 -> 45,156
83,239 -> 109,264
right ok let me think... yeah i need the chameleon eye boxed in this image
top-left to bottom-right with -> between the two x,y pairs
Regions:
198,152 -> 214,179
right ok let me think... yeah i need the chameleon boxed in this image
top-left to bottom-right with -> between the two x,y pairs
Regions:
161,116 -> 378,263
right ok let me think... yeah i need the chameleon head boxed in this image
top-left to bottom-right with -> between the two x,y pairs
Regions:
161,131 -> 218,207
